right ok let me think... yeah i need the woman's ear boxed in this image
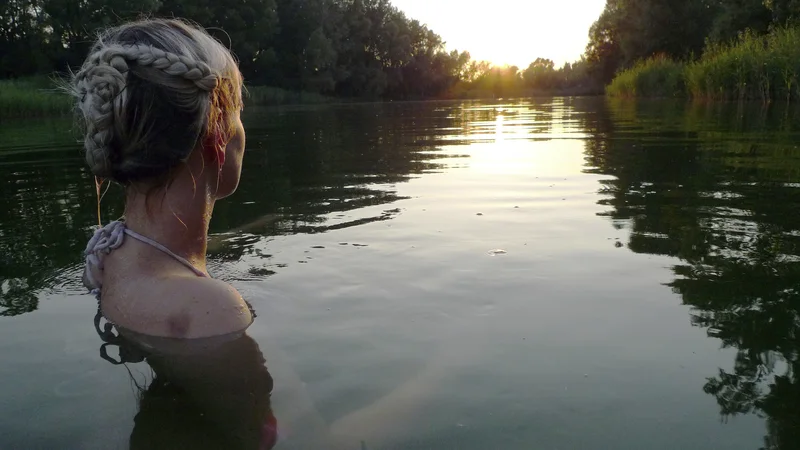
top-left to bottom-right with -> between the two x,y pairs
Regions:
202,125 -> 227,167
216,144 -> 226,167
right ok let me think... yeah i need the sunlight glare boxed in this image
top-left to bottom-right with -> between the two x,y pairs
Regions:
389,0 -> 607,67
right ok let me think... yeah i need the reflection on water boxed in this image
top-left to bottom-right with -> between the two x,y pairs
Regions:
587,99 -> 800,449
3,98 -> 800,448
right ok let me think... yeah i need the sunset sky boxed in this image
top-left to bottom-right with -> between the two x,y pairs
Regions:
390,0 -> 607,68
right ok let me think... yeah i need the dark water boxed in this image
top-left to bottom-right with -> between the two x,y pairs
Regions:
2,98 -> 800,449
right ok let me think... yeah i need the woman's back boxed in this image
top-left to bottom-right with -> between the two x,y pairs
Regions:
72,19 -> 252,338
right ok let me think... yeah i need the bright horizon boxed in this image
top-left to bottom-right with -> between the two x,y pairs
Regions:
390,0 -> 607,68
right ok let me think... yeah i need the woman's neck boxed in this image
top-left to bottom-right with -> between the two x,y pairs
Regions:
122,172 -> 215,271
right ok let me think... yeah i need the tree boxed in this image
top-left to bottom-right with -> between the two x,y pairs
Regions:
523,58 -> 558,91
44,0 -> 161,71
303,27 -> 338,92
157,0 -> 279,84
1,1 -> 45,76
708,0 -> 772,43
1,0 -> 594,99
585,5 -> 623,83
767,0 -> 800,24
585,0 -> 714,82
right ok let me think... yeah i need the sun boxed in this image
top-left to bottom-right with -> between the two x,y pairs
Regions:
390,0 -> 607,68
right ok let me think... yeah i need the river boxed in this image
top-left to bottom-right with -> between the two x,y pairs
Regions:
1,97 -> 797,449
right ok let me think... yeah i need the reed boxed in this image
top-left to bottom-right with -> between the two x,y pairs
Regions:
0,77 -> 72,118
606,55 -> 686,98
607,27 -> 800,103
685,27 -> 800,103
245,85 -> 333,105
0,77 -> 336,119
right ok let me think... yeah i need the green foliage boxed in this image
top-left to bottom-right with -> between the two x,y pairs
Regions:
606,25 -> 800,102
449,58 -> 599,99
769,0 -> 800,24
708,0 -> 771,43
606,55 -> 686,98
586,0 -> 800,88
523,58 -> 557,90
3,0 -> 605,102
0,77 -> 72,118
245,85 -> 333,105
0,0 -> 492,101
686,27 -> 800,102
0,77 -> 335,118
586,0 -> 712,83
158,0 -> 279,82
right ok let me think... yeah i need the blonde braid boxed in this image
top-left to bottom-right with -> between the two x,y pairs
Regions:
74,43 -> 220,178
90,44 -> 220,92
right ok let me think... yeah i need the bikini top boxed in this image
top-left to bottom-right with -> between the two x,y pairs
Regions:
83,220 -> 207,297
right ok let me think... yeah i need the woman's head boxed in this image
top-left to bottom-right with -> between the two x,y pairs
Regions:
71,19 -> 245,198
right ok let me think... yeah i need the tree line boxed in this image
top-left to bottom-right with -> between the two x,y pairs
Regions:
585,0 -> 800,85
13,0 -> 796,100
1,0 -> 597,100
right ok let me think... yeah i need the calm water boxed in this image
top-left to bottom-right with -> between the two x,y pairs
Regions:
2,98 -> 799,449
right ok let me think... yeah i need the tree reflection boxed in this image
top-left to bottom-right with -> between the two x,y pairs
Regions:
583,98 -> 800,449
0,118 -> 99,316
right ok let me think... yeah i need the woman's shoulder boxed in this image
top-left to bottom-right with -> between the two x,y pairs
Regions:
103,274 -> 253,339
159,276 -> 254,338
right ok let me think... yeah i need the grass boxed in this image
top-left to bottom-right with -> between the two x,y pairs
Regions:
606,55 -> 686,98
0,76 -> 73,118
244,85 -> 334,105
0,77 -> 335,119
685,27 -> 800,102
608,26 -> 800,103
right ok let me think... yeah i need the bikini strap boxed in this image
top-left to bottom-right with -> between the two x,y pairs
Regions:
83,220 -> 207,297
124,228 -> 207,278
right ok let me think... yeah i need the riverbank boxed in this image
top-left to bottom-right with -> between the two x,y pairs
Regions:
607,26 -> 800,102
0,77 -> 604,119
449,83 -> 603,100
0,78 -> 73,118
0,79 -> 338,119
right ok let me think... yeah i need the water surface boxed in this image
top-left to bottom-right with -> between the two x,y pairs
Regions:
1,98 -> 798,449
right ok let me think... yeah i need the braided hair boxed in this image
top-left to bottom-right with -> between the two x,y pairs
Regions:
70,19 -> 242,184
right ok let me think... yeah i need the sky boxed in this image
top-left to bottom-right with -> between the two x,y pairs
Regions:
389,0 -> 608,68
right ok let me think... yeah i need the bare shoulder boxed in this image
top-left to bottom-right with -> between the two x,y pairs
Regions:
156,276 -> 254,339
102,271 -> 254,339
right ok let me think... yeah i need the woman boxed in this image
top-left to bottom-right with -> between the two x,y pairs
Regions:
75,18 -> 252,338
